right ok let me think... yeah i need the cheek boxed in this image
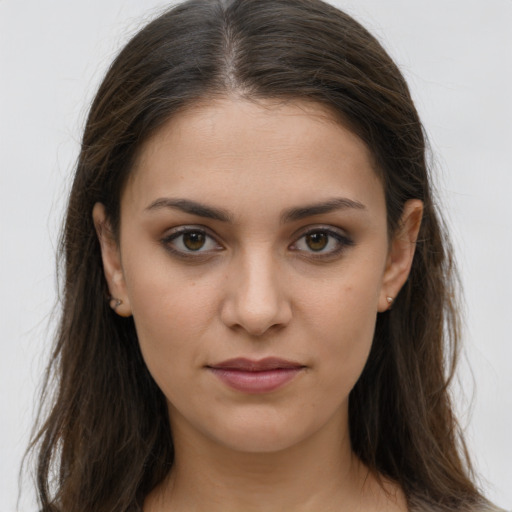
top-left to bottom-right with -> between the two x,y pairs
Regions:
123,235 -> 216,331
299,262 -> 383,389
130,286 -> 216,408
122,252 -> 219,388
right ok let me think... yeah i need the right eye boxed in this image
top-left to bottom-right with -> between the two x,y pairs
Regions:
161,227 -> 223,258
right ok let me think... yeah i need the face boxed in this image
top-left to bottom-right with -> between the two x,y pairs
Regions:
95,98 -> 421,454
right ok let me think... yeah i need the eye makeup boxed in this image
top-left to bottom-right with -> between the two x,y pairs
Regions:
160,225 -> 224,261
160,224 -> 354,263
289,225 -> 354,261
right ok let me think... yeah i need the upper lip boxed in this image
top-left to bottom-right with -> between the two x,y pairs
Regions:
207,357 -> 305,371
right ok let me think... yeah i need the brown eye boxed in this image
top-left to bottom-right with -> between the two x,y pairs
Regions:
290,227 -> 354,258
183,231 -> 206,251
305,232 -> 328,251
162,227 -> 223,258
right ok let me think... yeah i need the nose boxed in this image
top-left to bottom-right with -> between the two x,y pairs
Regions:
220,249 -> 292,337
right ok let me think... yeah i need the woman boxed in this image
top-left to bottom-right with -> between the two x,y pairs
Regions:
28,0 -> 503,510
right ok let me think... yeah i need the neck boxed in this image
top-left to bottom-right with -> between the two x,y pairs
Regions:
145,406 -> 405,512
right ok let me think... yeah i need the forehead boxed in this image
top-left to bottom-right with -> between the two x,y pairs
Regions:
123,98 -> 385,219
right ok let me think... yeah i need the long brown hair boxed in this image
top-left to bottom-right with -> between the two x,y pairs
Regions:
28,0 -> 495,510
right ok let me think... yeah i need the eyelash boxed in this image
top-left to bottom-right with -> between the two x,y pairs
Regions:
160,226 -> 223,260
160,225 -> 354,261
290,227 -> 354,260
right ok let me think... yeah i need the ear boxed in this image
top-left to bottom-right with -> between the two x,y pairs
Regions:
92,203 -> 132,317
378,199 -> 423,312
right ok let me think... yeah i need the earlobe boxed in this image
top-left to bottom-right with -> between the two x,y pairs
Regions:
92,203 -> 132,317
378,199 -> 423,312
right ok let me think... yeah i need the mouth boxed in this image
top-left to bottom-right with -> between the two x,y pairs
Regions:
206,357 -> 306,393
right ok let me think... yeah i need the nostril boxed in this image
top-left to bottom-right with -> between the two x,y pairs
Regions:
220,293 -> 292,336
219,257 -> 292,335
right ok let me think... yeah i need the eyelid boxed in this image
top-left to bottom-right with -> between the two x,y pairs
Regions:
160,225 -> 224,258
289,225 -> 354,257
160,224 -> 353,261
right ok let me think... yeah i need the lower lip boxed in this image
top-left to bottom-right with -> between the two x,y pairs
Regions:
208,368 -> 303,393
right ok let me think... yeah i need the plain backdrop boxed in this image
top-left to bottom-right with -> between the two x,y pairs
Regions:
1,0 -> 511,510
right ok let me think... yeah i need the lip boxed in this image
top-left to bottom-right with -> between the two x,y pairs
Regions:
206,357 -> 306,393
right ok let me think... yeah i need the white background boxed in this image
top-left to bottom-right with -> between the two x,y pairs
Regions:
1,1 -> 511,510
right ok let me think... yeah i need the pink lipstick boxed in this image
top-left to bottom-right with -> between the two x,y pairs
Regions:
207,357 -> 305,393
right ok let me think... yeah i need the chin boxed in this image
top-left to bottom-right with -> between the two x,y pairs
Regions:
212,424 -> 310,454
193,404 -> 340,455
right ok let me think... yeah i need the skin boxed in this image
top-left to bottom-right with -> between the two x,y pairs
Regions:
94,98 -> 422,511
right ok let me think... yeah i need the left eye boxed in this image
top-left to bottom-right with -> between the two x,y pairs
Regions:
291,229 -> 352,256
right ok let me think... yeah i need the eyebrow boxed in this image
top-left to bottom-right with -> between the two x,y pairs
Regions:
281,197 -> 366,223
145,197 -> 366,223
145,198 -> 234,222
